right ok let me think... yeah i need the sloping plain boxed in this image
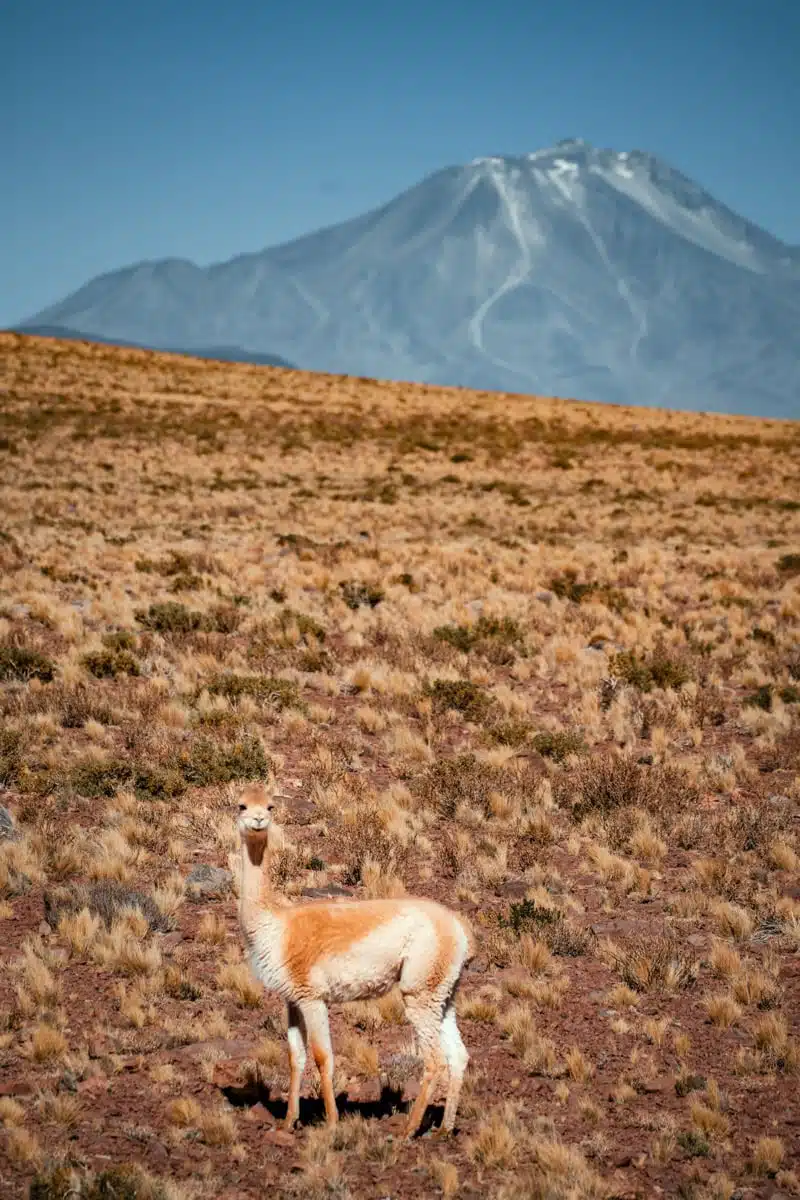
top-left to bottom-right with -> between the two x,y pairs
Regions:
0,332 -> 799,1199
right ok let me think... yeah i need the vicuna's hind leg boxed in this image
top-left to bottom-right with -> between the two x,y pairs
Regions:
286,1002 -> 307,1130
440,1000 -> 469,1132
403,997 -> 445,1139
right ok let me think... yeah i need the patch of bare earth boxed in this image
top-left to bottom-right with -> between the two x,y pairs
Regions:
0,331 -> 798,1199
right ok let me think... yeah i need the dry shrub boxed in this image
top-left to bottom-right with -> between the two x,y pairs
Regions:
750,1135 -> 784,1176
216,961 -> 262,1007
0,1097 -> 25,1126
425,678 -> 494,723
91,919 -> 163,975
45,880 -> 173,934
705,994 -> 742,1028
565,753 -> 698,824
467,1102 -> 525,1168
327,808 -> 410,886
416,753 -> 503,819
4,1126 -> 42,1166
607,934 -> 698,993
27,1023 -> 68,1063
500,1136 -> 608,1199
498,898 -> 592,958
752,1013 -> 798,1073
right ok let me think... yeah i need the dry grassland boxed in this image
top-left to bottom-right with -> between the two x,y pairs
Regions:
0,331 -> 799,1199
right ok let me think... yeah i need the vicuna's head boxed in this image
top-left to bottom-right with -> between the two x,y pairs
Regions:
237,783 -> 276,864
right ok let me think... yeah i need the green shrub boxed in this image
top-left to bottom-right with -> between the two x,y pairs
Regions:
549,572 -> 628,613
0,642 -> 55,682
135,601 -> 238,635
82,648 -> 140,679
532,730 -> 586,763
434,615 -> 523,656
416,753 -> 501,819
425,679 -> 492,723
0,729 -> 22,786
550,570 -> 596,603
612,646 -> 691,692
677,1131 -> 710,1158
392,572 -> 417,591
135,601 -> 203,633
488,719 -> 533,747
167,571 -> 203,592
744,685 -> 773,712
496,899 -> 591,956
433,624 -> 474,654
279,607 -> 326,643
177,734 -> 270,786
500,898 -> 560,935
297,649 -> 331,673
339,580 -> 385,609
207,673 -> 303,712
133,765 -> 187,801
103,630 -> 137,652
70,758 -> 131,798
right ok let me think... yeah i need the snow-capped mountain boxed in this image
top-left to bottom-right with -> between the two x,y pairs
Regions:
18,139 -> 800,416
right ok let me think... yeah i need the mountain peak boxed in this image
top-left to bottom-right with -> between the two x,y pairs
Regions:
20,143 -> 800,419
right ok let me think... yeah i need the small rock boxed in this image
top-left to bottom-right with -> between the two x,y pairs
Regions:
159,931 -> 184,953
147,1142 -> 171,1169
300,884 -> 353,900
249,1102 -> 276,1127
640,1078 -> 672,1095
536,590 -> 554,605
495,879 -> 529,899
467,956 -> 488,974
0,1078 -> 34,1097
38,920 -> 53,937
59,1069 -> 79,1094
687,934 -> 706,947
177,1038 -> 253,1062
264,1129 -> 296,1148
0,806 -> 18,842
185,865 -> 233,901
77,1076 -> 109,1097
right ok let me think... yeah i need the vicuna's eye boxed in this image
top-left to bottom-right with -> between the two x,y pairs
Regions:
238,803 -> 247,812
267,803 -> 275,812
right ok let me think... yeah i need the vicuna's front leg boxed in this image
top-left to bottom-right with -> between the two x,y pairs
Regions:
286,1002 -> 307,1129
301,1000 -> 338,1126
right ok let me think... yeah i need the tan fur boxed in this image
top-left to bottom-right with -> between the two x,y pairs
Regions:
235,782 -> 471,1138
283,901 -> 405,989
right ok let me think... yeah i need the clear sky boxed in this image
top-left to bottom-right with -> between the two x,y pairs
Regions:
3,0 -> 799,327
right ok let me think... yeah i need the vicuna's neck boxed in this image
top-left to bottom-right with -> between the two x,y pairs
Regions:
238,835 -> 275,917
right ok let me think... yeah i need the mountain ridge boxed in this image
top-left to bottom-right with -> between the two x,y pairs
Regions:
20,140 -> 800,417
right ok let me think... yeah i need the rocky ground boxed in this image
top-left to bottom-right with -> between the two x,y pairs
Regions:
0,332 -> 798,1199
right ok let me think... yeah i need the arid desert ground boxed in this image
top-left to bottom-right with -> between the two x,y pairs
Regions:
0,331 -> 799,1199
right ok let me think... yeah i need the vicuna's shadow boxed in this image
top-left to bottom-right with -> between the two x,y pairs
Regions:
220,1081 -> 444,1132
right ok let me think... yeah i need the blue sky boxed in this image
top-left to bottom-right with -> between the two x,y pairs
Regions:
3,0 -> 799,326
